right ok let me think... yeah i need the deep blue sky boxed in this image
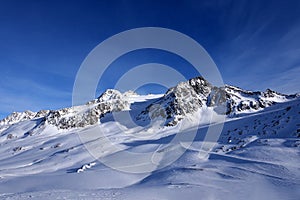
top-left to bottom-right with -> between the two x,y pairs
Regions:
0,0 -> 300,119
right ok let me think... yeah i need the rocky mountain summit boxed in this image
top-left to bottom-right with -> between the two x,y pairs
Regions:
137,77 -> 296,126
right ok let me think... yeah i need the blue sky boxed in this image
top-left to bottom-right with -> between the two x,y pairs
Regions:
0,0 -> 300,119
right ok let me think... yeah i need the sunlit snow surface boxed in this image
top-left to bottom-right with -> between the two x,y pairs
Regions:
0,94 -> 300,200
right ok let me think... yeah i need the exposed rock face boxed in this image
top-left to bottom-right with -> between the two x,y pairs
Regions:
223,86 -> 293,116
46,89 -> 130,129
138,77 -> 214,126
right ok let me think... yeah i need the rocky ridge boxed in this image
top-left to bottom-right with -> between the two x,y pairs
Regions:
0,77 -> 297,129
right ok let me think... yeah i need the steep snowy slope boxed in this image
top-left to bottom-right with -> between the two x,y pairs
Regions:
0,77 -> 299,200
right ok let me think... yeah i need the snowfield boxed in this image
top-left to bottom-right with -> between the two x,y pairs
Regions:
0,77 -> 299,199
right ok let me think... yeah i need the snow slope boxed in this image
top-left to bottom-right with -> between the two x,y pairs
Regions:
0,77 -> 299,199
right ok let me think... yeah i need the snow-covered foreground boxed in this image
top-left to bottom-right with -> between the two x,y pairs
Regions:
2,136 -> 300,200
0,77 -> 300,199
1,100 -> 299,199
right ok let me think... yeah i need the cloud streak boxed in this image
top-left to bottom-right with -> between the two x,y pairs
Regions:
0,77 -> 72,119
217,13 -> 300,94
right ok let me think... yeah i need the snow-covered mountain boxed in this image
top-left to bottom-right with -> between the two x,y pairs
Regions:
0,76 -> 296,129
0,76 -> 299,200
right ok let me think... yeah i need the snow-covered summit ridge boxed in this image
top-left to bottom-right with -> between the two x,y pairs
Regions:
0,110 -> 36,126
0,76 -> 298,129
138,76 -> 297,126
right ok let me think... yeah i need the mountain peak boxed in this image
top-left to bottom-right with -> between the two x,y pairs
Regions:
0,110 -> 36,126
97,89 -> 123,102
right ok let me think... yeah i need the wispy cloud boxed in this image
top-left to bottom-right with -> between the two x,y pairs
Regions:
219,21 -> 300,94
0,77 -> 72,119
263,66 -> 300,94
